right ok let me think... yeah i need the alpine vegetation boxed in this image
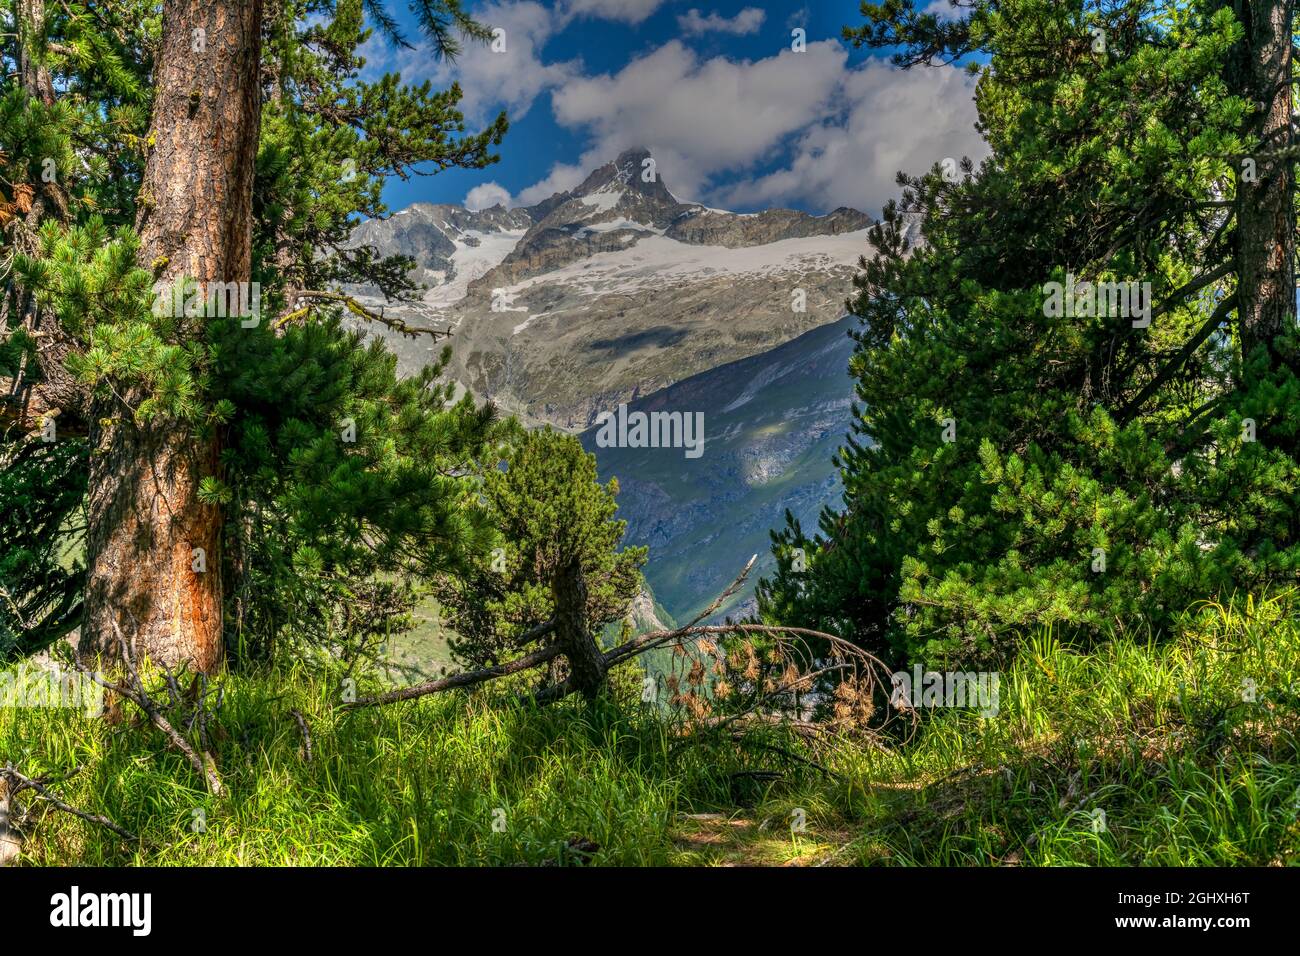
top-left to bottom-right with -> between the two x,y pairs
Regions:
1041,273 -> 1154,327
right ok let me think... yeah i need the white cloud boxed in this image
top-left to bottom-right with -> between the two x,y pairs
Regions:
713,59 -> 987,214
527,40 -> 849,203
559,0 -> 665,25
365,1 -> 580,126
365,2 -> 986,218
921,0 -> 961,20
515,162 -> 589,205
464,181 -> 514,210
677,7 -> 766,36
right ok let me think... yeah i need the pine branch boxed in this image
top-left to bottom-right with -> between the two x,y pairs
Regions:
1115,293 -> 1238,425
278,290 -> 453,340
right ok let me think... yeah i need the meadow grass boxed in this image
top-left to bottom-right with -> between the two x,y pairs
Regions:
3,594 -> 1298,866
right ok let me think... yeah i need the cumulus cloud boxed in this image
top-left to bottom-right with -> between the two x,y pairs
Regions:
525,39 -> 848,203
366,1 -> 986,217
712,59 -> 986,214
464,181 -> 514,210
514,162 -> 590,206
921,0 -> 962,19
559,0 -> 666,25
677,7 -> 766,36
365,1 -> 580,126
509,33 -> 985,215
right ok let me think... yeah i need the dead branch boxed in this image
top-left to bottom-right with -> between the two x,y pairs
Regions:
290,708 -> 313,763
608,622 -> 891,673
345,555 -> 904,746
69,621 -> 224,795
0,762 -> 137,842
348,620 -> 557,708
740,740 -> 843,780
278,290 -> 454,340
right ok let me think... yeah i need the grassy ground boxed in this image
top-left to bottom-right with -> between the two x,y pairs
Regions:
3,594 -> 1299,866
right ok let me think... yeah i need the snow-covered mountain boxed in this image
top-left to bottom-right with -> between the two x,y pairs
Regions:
348,147 -> 877,430
346,203 -> 532,310
346,149 -> 889,624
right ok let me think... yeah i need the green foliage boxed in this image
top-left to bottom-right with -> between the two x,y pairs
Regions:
1,0 -> 510,661
364,0 -> 493,58
15,219 -> 209,423
0,438 -> 86,660
4,595 -> 1298,865
210,311 -> 505,663
0,1 -> 154,226
762,0 -> 1300,668
254,0 -> 507,310
821,592 -> 1300,865
437,428 -> 648,672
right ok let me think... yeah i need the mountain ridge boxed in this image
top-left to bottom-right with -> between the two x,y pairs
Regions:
348,147 -> 875,431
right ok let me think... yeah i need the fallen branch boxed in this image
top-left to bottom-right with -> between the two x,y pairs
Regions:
70,622 -> 224,795
742,741 -> 843,781
347,556 -> 901,745
608,622 -> 891,673
345,560 -> 761,711
0,763 -> 136,842
348,621 -> 557,708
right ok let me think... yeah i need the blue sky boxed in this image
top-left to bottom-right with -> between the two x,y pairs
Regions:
362,1 -> 986,217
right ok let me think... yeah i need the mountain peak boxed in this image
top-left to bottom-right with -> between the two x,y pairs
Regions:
572,146 -> 676,205
612,146 -> 653,174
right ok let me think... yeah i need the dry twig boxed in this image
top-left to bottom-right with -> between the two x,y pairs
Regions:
0,763 -> 136,843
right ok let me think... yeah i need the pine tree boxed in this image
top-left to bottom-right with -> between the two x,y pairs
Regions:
1,0 -> 154,656
436,428 -> 647,685
760,0 -> 1300,668
1,0 -> 510,667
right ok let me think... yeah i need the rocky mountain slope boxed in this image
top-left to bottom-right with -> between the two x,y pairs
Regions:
348,148 -> 874,430
581,316 -> 859,623
347,149 -> 882,625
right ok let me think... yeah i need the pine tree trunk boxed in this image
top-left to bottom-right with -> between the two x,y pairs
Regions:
552,560 -> 608,699
80,0 -> 263,672
1235,0 -> 1296,376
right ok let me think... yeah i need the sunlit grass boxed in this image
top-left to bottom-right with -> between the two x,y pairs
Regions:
3,593 -> 1298,866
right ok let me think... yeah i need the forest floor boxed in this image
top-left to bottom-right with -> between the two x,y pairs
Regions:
2,593 -> 1299,866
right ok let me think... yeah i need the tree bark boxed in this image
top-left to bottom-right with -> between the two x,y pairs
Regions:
552,559 -> 607,699
2,0 -> 79,435
80,0 -> 264,672
0,775 -> 21,867
1234,0 -> 1296,376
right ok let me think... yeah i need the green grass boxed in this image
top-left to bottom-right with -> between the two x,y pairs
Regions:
3,594 -> 1299,866
816,592 -> 1300,866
